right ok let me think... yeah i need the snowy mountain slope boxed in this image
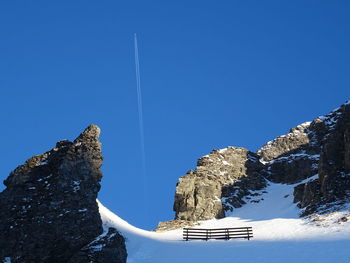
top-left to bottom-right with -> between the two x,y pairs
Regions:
3,102 -> 350,263
99,179 -> 350,263
167,100 -> 350,235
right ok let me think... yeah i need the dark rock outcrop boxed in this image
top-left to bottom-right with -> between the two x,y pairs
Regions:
293,179 -> 321,210
0,124 -> 127,263
68,228 -> 127,263
265,153 -> 319,184
257,102 -> 350,216
293,102 -> 350,215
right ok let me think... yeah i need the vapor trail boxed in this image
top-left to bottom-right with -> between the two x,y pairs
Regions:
134,33 -> 148,212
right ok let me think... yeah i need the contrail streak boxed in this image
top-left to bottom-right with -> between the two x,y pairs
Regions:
134,33 -> 148,214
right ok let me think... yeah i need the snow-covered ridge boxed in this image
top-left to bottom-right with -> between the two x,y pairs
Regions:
98,179 -> 350,263
257,101 -> 350,165
316,101 -> 350,131
318,100 -> 350,120
259,121 -> 310,150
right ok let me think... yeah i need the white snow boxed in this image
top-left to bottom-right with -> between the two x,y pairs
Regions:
316,101 -> 350,132
98,179 -> 350,263
268,153 -> 320,165
72,181 -> 80,192
90,244 -> 104,251
259,158 -> 268,165
218,148 -> 228,154
3,257 -> 11,263
300,121 -> 312,127
247,154 -> 258,163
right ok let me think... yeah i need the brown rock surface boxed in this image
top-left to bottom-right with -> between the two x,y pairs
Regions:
173,147 -> 265,221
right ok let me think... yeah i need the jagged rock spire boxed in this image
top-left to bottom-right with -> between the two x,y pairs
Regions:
0,124 -> 126,263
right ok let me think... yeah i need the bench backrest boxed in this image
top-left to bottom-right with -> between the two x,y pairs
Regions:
183,227 -> 253,241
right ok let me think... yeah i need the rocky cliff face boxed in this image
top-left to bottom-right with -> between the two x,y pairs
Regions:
173,147 -> 266,221
0,125 -> 127,263
258,121 -> 321,185
162,101 -> 350,230
293,102 -> 350,215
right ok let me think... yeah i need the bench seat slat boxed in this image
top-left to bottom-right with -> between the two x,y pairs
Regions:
184,230 -> 252,234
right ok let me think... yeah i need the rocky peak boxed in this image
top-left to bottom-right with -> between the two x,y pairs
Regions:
258,101 -> 350,215
0,124 -> 126,263
173,147 -> 266,221
75,124 -> 101,143
4,124 -> 102,189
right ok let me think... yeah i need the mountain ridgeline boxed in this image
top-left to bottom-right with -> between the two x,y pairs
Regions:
1,102 -> 350,262
158,101 -> 350,231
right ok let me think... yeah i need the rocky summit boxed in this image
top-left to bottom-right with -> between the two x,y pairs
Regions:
158,101 -> 350,230
0,124 -> 127,263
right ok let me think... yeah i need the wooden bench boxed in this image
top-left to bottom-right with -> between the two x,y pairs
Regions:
183,227 -> 253,241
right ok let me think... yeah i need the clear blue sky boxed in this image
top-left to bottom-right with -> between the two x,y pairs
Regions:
0,0 -> 349,229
